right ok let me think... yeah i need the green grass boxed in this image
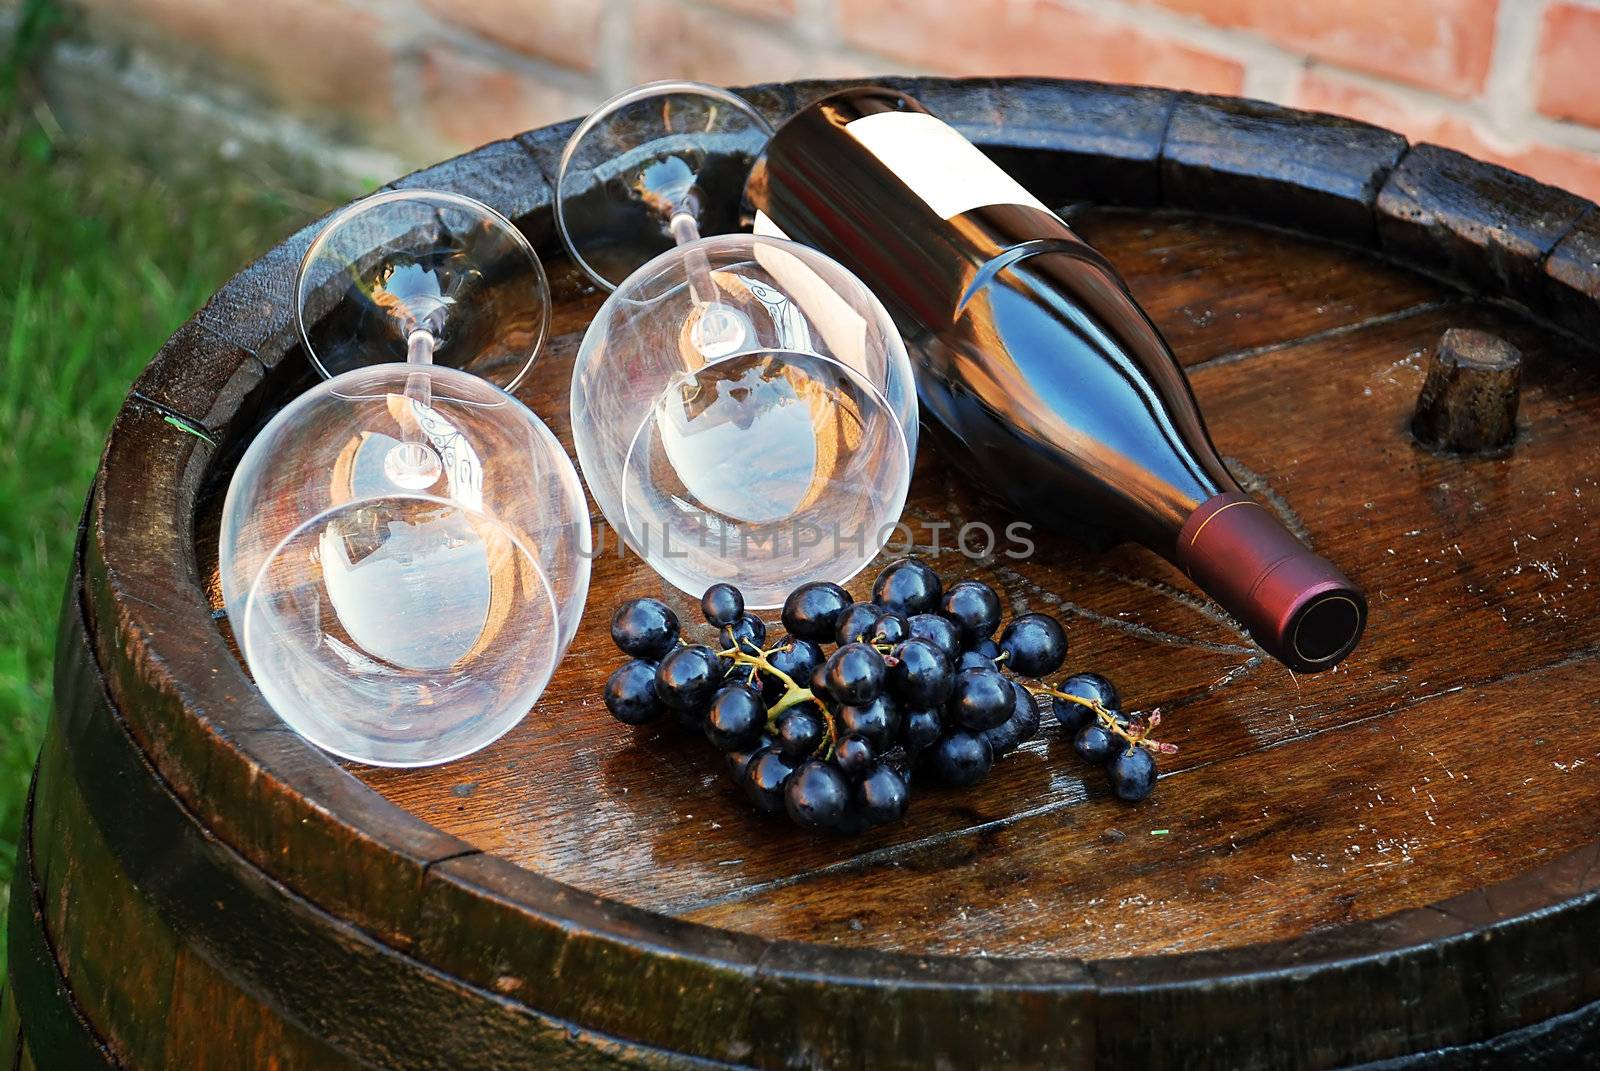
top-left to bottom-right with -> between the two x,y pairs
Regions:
0,96 -> 318,947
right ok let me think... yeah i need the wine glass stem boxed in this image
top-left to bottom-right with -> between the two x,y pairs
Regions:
404,329 -> 436,411
393,329 -> 438,484
670,210 -> 717,312
669,211 -> 701,246
406,329 -> 437,367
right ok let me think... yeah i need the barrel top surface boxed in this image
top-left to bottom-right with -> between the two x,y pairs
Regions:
69,76 -> 1600,1066
270,208 -> 1600,960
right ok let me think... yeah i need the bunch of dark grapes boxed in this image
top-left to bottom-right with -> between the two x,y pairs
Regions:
602,559 -> 1173,833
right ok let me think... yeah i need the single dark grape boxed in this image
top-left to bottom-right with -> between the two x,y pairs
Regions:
610,598 -> 680,659
836,693 -> 902,749
908,613 -> 962,662
940,580 -> 1002,644
785,760 -> 851,830
809,662 -> 832,702
724,735 -> 774,783
869,611 -> 910,647
888,752 -> 916,790
763,638 -> 826,704
1052,699 -> 1090,736
776,707 -> 827,759
1060,672 -> 1120,711
983,681 -> 1042,756
1074,722 -> 1119,765
1109,746 -> 1158,802
719,613 -> 767,656
705,684 -> 768,752
999,613 -> 1068,677
901,707 -> 943,751
982,718 -> 1023,758
871,557 -> 943,615
743,747 -> 799,815
889,637 -> 954,707
856,764 -> 910,825
1009,680 -> 1043,743
603,659 -> 664,725
824,642 -> 887,705
781,581 -> 853,642
654,645 -> 720,712
948,666 -> 1014,731
969,637 -> 1001,659
834,602 -> 885,646
834,735 -> 876,779
956,649 -> 997,673
1053,673 -> 1119,733
833,805 -> 872,838
928,730 -> 994,786
700,583 -> 745,627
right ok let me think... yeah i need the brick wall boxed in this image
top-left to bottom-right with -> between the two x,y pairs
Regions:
54,0 -> 1600,201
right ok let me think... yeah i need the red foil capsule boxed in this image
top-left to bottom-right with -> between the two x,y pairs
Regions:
1177,493 -> 1367,673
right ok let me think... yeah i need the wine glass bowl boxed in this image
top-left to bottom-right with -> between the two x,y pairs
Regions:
556,80 -> 775,291
219,190 -> 587,767
220,364 -> 590,768
570,232 -> 917,608
297,189 -> 550,389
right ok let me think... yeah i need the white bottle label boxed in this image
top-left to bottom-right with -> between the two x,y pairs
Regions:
843,110 -> 1051,220
751,210 -> 790,239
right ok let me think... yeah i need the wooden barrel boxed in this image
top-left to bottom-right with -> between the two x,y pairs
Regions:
10,77 -> 1600,1069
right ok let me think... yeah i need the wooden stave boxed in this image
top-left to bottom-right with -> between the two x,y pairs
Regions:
12,77 -> 1600,1067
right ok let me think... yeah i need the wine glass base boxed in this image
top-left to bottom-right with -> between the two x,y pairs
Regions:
296,189 -> 550,391
556,80 -> 774,291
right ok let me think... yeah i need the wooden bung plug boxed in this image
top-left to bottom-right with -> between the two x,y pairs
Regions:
1410,328 -> 1522,454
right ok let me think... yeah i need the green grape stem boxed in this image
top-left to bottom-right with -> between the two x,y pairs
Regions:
717,643 -> 836,758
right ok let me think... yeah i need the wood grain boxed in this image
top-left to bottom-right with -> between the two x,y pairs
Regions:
1163,94 -> 1408,242
682,654 -> 1600,955
1073,208 -> 1445,368
1377,143 -> 1593,315
1544,207 -> 1600,341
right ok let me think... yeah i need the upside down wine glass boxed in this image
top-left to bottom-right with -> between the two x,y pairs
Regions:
219,190 -> 590,767
559,81 -> 919,608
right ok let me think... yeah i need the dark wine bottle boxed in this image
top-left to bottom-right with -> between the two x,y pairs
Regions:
745,87 -> 1366,673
